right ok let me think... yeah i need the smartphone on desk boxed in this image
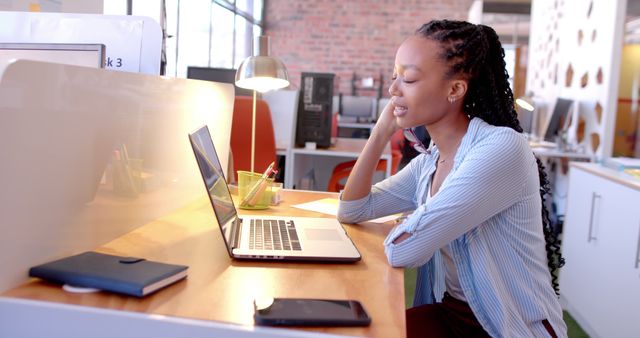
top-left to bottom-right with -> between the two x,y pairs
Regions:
254,297 -> 371,327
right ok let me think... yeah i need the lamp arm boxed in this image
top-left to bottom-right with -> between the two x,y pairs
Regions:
251,90 -> 257,173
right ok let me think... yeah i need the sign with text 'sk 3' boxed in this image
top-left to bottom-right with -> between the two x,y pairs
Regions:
0,11 -> 161,75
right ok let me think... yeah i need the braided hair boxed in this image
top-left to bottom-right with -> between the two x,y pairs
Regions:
416,20 -> 565,295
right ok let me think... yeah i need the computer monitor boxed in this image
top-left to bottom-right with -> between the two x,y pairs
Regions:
186,66 -> 253,96
544,98 -> 574,142
377,97 -> 391,120
339,95 -> 375,122
0,43 -> 105,74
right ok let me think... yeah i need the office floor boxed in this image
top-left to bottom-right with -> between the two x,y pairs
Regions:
403,268 -> 589,337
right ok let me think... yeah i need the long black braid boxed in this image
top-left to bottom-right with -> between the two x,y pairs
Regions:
417,20 -> 565,295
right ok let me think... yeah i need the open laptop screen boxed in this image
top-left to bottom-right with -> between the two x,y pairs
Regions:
189,126 -> 237,243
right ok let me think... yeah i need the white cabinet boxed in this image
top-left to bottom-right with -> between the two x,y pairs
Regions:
561,164 -> 640,338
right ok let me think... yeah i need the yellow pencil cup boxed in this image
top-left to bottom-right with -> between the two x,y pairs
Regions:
113,158 -> 144,197
237,170 -> 273,210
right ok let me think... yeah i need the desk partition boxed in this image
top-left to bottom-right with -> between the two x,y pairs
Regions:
0,60 -> 234,292
0,61 -> 406,337
0,298 -> 347,338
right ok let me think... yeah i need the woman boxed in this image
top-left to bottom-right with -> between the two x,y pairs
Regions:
337,20 -> 567,338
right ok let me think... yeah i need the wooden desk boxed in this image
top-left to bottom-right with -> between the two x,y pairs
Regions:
2,190 -> 405,337
530,147 -> 594,160
285,138 -> 392,190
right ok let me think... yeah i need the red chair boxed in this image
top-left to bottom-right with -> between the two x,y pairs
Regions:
326,129 -> 405,192
230,96 -> 277,182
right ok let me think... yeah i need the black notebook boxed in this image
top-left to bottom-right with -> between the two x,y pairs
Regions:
29,251 -> 188,297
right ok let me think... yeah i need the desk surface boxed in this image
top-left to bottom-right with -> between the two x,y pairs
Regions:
291,137 -> 391,158
337,121 -> 375,129
528,140 -> 593,160
531,147 -> 594,160
571,162 -> 640,191
2,189 -> 405,337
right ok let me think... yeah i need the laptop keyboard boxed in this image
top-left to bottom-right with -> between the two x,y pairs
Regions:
249,219 -> 301,251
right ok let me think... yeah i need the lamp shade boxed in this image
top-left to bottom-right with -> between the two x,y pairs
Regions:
515,95 -> 539,136
515,97 -> 535,112
235,36 -> 289,93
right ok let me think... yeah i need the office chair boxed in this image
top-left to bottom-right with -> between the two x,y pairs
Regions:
326,129 -> 404,192
230,96 -> 277,182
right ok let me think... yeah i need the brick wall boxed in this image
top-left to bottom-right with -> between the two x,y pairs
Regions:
264,0 -> 474,97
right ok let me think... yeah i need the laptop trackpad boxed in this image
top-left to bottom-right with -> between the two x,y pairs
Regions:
304,228 -> 342,241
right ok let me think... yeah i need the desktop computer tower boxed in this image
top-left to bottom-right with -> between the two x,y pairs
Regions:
295,72 -> 334,148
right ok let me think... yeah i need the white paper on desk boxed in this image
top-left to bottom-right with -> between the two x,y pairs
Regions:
292,198 -> 339,216
292,198 -> 400,224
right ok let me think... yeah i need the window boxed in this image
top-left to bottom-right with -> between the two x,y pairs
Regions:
210,3 -> 235,68
165,0 -> 264,77
103,1 -> 263,77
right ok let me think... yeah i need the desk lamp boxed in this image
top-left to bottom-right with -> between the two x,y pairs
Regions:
515,95 -> 538,139
235,36 -> 289,173
515,97 -> 535,112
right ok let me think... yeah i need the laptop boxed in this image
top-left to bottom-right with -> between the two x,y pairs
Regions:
189,125 -> 361,262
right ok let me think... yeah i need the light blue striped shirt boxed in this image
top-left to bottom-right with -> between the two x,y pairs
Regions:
338,118 -> 567,338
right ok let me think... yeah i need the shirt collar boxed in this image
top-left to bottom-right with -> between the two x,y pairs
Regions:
425,117 -> 482,167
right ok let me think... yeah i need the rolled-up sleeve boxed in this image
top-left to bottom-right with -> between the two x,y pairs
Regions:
337,157 -> 419,224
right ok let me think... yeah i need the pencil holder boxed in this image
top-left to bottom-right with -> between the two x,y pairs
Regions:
269,182 -> 283,205
237,170 -> 273,209
112,158 -> 144,197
